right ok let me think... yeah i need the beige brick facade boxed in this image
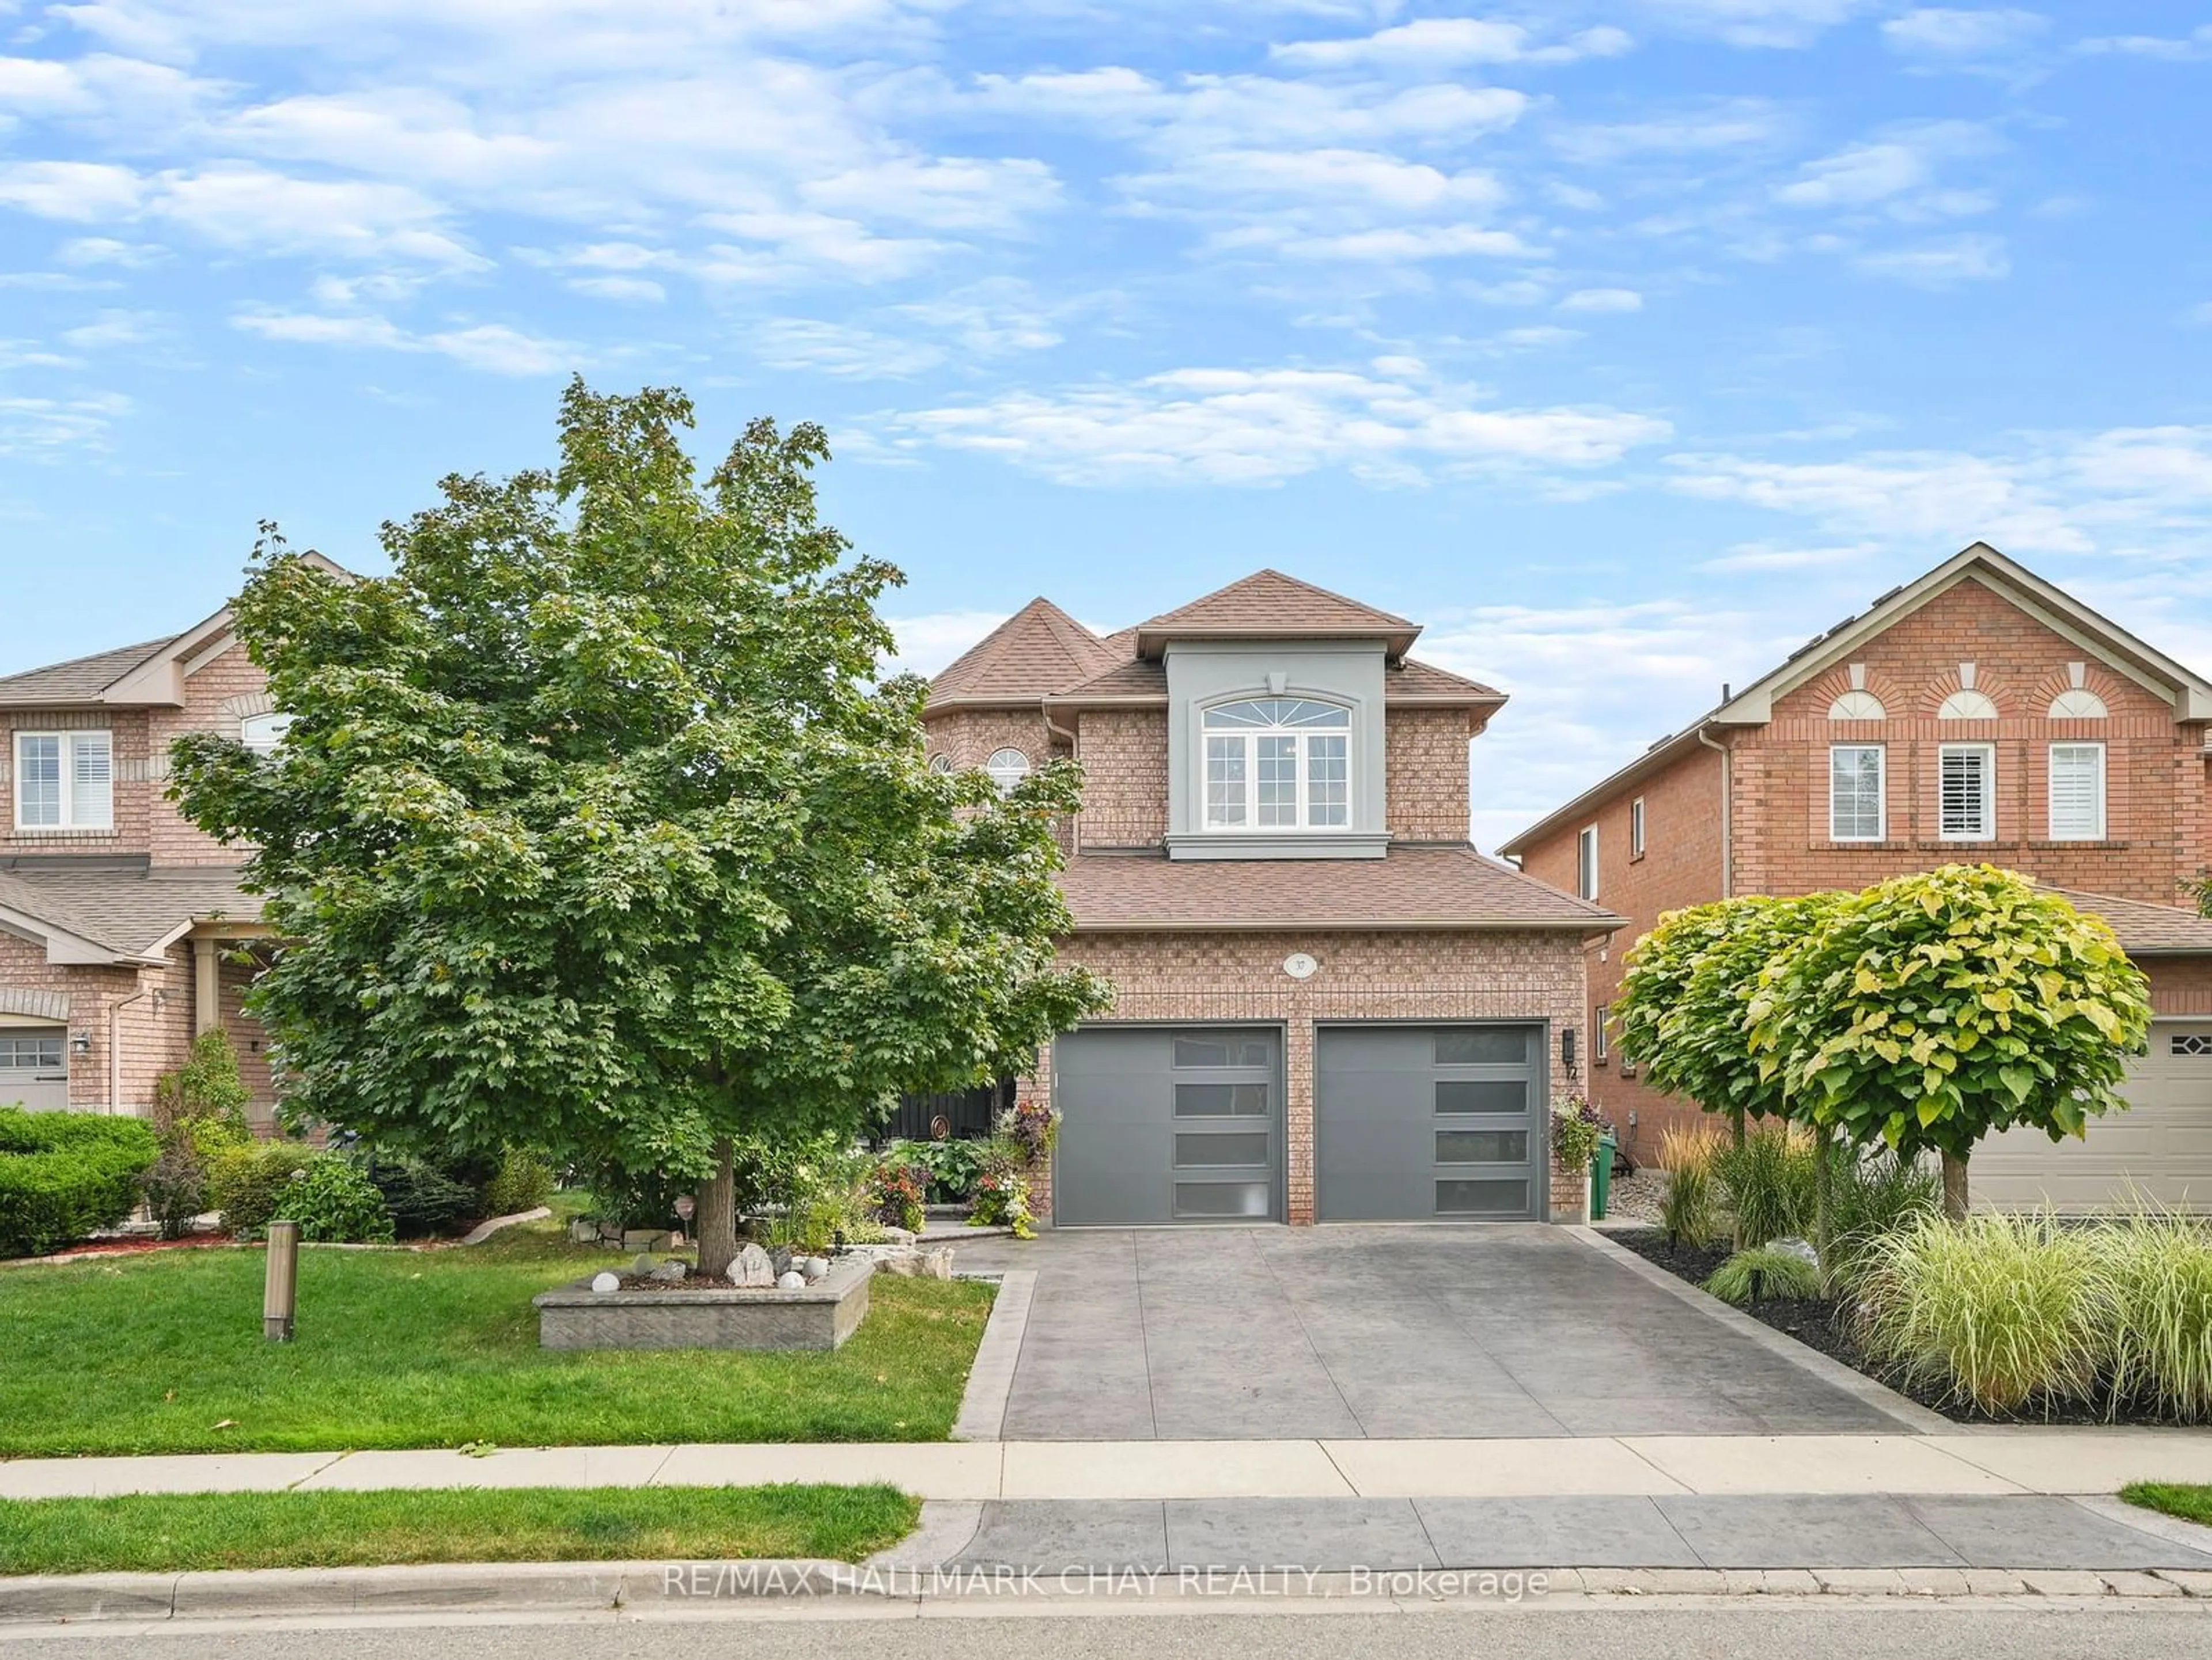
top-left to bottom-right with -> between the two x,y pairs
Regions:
1385,707 -> 1476,842
1513,569 -> 2212,1163
1017,928 -> 1590,1226
1073,710 -> 1168,849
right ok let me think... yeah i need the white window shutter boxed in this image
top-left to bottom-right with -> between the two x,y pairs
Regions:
2048,743 -> 2104,840
70,733 -> 112,828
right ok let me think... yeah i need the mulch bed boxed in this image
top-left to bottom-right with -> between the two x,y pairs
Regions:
5,1232 -> 248,1267
1608,1226 -> 2157,1428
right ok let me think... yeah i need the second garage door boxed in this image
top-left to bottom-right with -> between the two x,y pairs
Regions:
1052,1025 -> 1283,1226
1971,1020 -> 2212,1212
1316,1024 -> 1544,1221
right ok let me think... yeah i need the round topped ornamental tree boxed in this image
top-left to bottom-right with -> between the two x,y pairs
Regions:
171,380 -> 1109,1279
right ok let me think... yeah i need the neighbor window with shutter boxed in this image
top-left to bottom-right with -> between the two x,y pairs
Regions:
14,730 -> 112,831
1938,743 -> 1995,840
2048,742 -> 2105,841
1829,744 -> 1885,842
1630,796 -> 1646,859
1577,825 -> 1599,901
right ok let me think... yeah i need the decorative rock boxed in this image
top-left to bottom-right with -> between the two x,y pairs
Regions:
648,1260 -> 687,1283
590,1271 -> 620,1294
622,1229 -> 673,1252
802,1255 -> 829,1282
884,1226 -> 917,1245
631,1254 -> 656,1276
876,1252 -> 918,1277
777,1271 -> 807,1291
734,1244 -> 777,1289
919,1248 -> 953,1281
770,1245 -> 795,1278
1769,1236 -> 1819,1267
568,1219 -> 599,1245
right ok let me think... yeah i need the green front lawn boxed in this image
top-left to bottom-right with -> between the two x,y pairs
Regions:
0,1484 -> 917,1575
0,1223 -> 993,1456
2122,1483 -> 2212,1528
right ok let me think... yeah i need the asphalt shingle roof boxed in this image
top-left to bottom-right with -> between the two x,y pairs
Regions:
0,636 -> 179,707
927,598 -> 1122,707
2047,888 -> 2212,955
1057,844 -> 1621,933
1134,569 -> 1420,657
0,861 -> 258,956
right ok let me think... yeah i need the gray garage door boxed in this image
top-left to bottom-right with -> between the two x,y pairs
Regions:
1316,1024 -> 1544,1221
1052,1025 -> 1282,1226
0,1025 -> 69,1112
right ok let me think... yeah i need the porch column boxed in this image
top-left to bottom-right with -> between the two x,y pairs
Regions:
192,937 -> 221,1036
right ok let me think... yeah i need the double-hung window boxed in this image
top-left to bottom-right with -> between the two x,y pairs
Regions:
1201,699 -> 1350,830
1938,743 -> 1995,841
14,730 -> 112,831
2048,742 -> 2105,841
1829,744 -> 1885,842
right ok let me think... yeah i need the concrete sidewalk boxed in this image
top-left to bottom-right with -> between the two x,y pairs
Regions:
6,1430 -> 2212,1503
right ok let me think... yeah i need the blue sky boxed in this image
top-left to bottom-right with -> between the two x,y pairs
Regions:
3,2 -> 2210,845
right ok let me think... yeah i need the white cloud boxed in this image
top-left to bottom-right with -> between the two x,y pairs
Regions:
567,275 -> 665,302
1559,287 -> 1643,313
56,235 -> 165,266
891,278 -> 1071,356
2078,26 -> 2212,60
1633,1 -> 1874,50
1665,426 -> 2212,555
753,317 -> 946,378
1881,9 -> 2048,59
152,165 -> 487,267
59,308 -> 166,348
1774,120 -> 1997,220
232,308 -> 576,374
879,363 -> 1671,487
1551,99 -> 1790,165
1270,20 -> 1634,70
1695,540 -> 1883,571
882,608 -> 1012,676
1852,233 -> 2008,286
696,210 -> 948,283
0,391 -> 130,457
1272,223 -> 1540,262
0,160 -> 143,220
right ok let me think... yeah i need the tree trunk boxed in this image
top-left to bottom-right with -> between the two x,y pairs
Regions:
1731,1108 -> 1746,1149
1941,1150 -> 1970,1222
696,1135 -> 739,1282
1813,1131 -> 1834,1288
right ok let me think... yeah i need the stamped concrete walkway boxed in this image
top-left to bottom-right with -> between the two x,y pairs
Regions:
952,1225 -> 1912,1440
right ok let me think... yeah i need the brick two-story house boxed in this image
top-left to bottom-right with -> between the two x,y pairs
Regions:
1501,543 -> 2212,1212
0,598 -> 285,1122
926,570 -> 1622,1226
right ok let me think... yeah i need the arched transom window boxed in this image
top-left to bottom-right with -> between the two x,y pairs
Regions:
1202,698 -> 1350,829
985,748 -> 1031,793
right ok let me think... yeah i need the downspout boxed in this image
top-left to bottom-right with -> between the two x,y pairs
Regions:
1043,702 -> 1081,848
1695,724 -> 1733,899
107,980 -> 152,1117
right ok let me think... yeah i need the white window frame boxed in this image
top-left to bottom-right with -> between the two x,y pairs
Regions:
1593,1005 -> 1609,1065
1828,743 -> 1886,843
1629,796 -> 1646,861
1200,698 -> 1352,832
984,748 -> 1031,794
238,712 -> 292,756
1938,742 -> 1996,842
1577,824 -> 1599,901
2047,741 -> 2107,842
13,729 -> 113,832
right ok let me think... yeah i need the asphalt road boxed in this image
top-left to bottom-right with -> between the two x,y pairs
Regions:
2,1604 -> 2207,1659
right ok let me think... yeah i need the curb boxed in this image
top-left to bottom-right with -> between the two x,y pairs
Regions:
951,1269 -> 1036,1442
6,1558 -> 2212,1623
0,1559 -> 884,1624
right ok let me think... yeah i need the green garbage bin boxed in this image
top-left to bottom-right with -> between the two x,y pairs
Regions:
1589,1131 -> 1617,1221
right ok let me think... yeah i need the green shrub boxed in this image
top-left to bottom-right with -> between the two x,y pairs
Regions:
1656,1124 -> 1724,1249
2103,1211 -> 2212,1422
208,1140 -> 314,1238
484,1146 -> 556,1217
1713,1125 -> 1817,1248
361,1155 -> 479,1238
272,1154 -> 396,1244
1706,1245 -> 1823,1306
893,1138 -> 988,1204
1857,1212 -> 2112,1415
0,1109 -> 160,1257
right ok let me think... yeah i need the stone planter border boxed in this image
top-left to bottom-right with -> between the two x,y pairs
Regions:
532,1255 -> 873,1352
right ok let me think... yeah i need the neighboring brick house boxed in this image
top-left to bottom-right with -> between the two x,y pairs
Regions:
0,597 -> 290,1123
1499,543 -> 2212,1212
925,570 -> 1622,1226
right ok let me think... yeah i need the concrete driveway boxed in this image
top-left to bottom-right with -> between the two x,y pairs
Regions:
955,1226 -> 1912,1441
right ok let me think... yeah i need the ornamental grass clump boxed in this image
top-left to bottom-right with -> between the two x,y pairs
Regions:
2103,1209 -> 2212,1422
1856,1212 -> 2113,1415
1713,1123 -> 1817,1248
1705,1245 -> 1823,1307
1656,1124 -> 1724,1249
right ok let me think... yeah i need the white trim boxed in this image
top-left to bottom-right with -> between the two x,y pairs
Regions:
1199,697 -> 1353,832
2048,741 -> 2106,842
1628,796 -> 1646,860
1937,742 -> 1997,841
1577,824 -> 1599,902
1828,742 -> 1886,842
984,748 -> 1031,793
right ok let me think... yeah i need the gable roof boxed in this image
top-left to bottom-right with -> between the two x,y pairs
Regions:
1498,542 -> 2212,857
925,597 -> 1119,710
2047,888 -> 2212,956
0,637 -> 183,707
0,859 -> 258,964
1133,570 -> 1421,659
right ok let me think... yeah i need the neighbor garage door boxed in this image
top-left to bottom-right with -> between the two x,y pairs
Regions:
1972,1020 -> 2212,1212
1051,1026 -> 1282,1226
0,1025 -> 68,1111
1316,1024 -> 1543,1221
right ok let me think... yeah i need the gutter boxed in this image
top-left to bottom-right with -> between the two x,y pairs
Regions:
1695,722 -> 1733,898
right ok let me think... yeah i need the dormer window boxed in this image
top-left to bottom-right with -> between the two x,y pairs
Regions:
1202,698 -> 1350,830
